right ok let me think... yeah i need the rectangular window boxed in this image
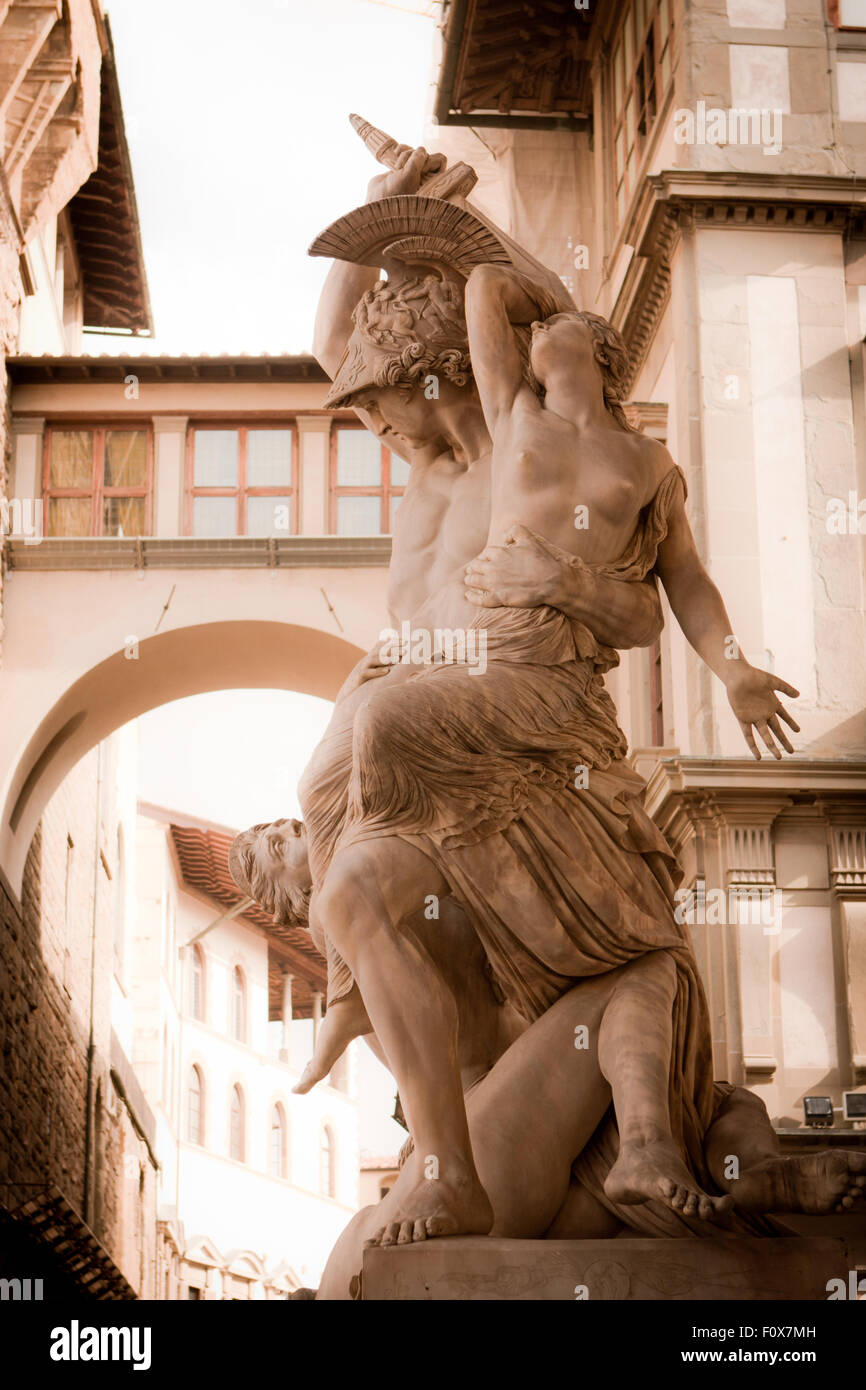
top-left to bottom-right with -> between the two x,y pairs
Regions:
830,0 -> 866,29
610,0 -> 675,228
43,426 -> 151,537
187,425 -> 297,536
330,424 -> 408,535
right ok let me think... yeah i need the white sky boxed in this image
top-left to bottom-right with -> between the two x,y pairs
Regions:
93,0 -> 439,353
137,688 -> 333,827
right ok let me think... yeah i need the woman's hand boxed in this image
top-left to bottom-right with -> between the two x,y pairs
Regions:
726,664 -> 800,759
464,524 -> 576,609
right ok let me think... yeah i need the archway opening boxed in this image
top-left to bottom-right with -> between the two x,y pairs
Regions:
1,619 -> 361,894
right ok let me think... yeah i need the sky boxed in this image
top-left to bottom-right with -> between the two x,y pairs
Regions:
137,688 -> 333,829
93,0 -> 439,353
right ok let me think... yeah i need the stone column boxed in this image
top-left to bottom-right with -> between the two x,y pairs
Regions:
279,971 -> 293,1064
724,812 -> 783,1085
152,416 -> 188,537
296,415 -> 331,535
825,812 -> 866,1086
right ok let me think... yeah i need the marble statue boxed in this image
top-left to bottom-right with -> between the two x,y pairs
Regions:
228,127 -> 865,1294
230,818 -> 866,1300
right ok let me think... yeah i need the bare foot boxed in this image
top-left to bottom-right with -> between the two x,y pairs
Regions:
364,1161 -> 493,1247
292,987 -> 371,1095
604,1138 -> 734,1222
733,1150 -> 866,1215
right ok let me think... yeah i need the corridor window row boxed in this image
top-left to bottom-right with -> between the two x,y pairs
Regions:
43,425 -> 152,537
187,424 -> 298,537
40,419 -> 407,538
330,423 -> 408,536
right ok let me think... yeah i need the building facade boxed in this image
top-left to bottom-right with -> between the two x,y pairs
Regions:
1,0 -> 151,647
0,721 -> 158,1297
3,0 -> 865,1304
429,0 -> 866,1129
0,358 -> 397,898
127,805 -> 358,1296
0,0 -> 155,1299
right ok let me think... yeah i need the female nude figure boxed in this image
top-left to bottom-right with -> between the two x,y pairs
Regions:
271,247 -> 804,1249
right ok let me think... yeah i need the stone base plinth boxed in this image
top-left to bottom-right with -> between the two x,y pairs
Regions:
362,1236 -> 850,1301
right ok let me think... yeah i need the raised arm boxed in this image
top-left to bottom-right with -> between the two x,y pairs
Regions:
464,264 -> 559,434
312,146 -> 442,377
655,475 -> 800,759
313,261 -> 380,379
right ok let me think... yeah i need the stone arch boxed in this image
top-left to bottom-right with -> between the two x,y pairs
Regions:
1,619 -> 361,894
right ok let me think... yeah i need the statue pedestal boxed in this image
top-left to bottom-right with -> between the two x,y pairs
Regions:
362,1235 -> 850,1301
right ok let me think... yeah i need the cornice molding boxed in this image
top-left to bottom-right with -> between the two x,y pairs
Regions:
645,758 -> 866,897
6,534 -> 392,572
611,169 -> 866,392
623,400 -> 669,438
644,755 -> 866,823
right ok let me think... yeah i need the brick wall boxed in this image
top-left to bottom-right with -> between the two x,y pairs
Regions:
1,817 -> 90,1199
0,748 -> 157,1295
0,171 -> 23,664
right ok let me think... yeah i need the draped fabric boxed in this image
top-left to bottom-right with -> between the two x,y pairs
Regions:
299,465 -> 724,1200
571,1090 -> 789,1239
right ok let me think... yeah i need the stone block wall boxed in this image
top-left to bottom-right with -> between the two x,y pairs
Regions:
0,175 -> 23,665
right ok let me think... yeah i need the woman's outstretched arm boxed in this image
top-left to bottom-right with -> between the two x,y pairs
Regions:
655,474 -> 800,759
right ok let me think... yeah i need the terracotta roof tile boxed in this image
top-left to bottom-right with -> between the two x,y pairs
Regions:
169,823 -> 326,1020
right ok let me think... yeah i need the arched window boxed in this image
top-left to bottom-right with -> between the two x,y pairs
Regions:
190,945 -> 205,1022
269,1104 -> 287,1179
187,1066 -> 204,1145
319,1124 -> 336,1198
231,966 -> 246,1042
230,1084 -> 245,1162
